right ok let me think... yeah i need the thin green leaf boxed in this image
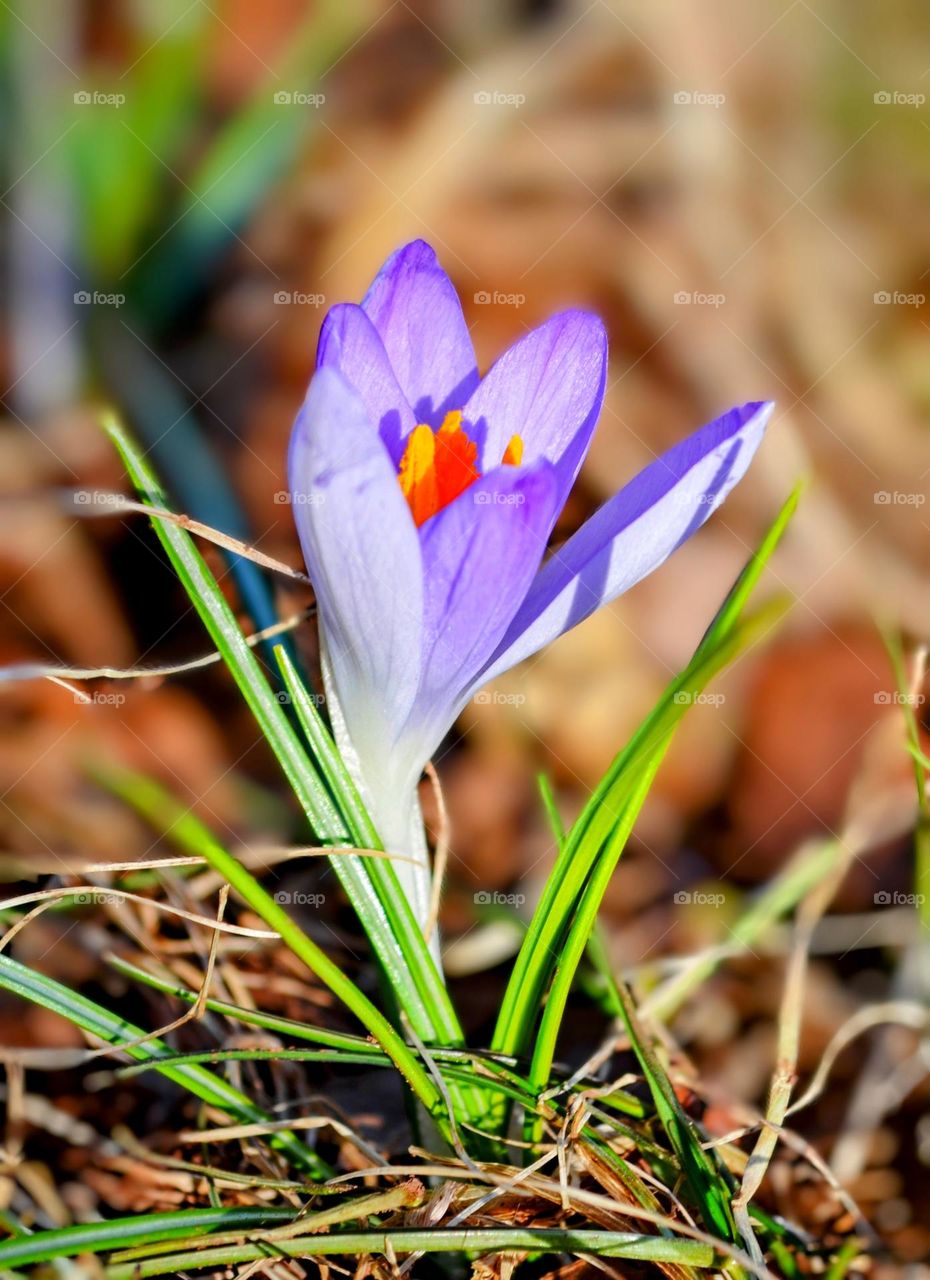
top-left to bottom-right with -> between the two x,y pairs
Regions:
101,1229 -> 715,1277
101,413 -> 462,1052
0,1206 -> 297,1270
0,955 -> 328,1176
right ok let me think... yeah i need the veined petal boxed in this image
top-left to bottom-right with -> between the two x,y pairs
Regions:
410,460 -> 560,737
465,309 -> 607,506
472,401 -> 773,690
287,366 -> 424,767
316,302 -> 416,466
361,240 -> 479,424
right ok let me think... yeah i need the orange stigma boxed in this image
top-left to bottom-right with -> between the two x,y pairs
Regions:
398,411 -> 524,527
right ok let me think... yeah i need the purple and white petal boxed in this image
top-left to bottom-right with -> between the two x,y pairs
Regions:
465,310 -> 607,506
361,240 -> 479,424
316,302 -> 416,466
288,366 -> 424,762
471,401 -> 773,691
410,460 -> 560,741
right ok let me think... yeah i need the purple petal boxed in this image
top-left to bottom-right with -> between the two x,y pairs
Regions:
409,460 -> 560,734
288,366 -> 423,758
316,303 -> 416,467
472,401 -> 774,690
361,240 -> 479,425
465,310 -> 607,508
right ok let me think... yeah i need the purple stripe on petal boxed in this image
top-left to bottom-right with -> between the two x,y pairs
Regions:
472,401 -> 773,690
317,302 -> 416,466
465,310 -> 607,507
361,240 -> 479,425
288,366 -> 424,762
410,460 -> 560,734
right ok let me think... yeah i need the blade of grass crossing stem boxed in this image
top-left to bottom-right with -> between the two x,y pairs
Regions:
86,770 -> 451,1134
101,413 -> 462,1049
107,955 -> 648,1121
275,643 -> 473,1040
100,763 -> 479,1125
525,765 -> 740,1242
493,486 -> 800,1062
0,1225 -> 712,1276
0,955 -> 330,1176
593,945 -> 739,1244
0,1207 -> 298,1270
493,599 -> 786,1065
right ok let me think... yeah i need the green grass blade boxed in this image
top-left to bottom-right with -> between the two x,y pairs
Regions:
101,413 -> 462,1049
0,1206 -> 297,1270
274,646 -> 468,1050
493,485 -> 800,1062
493,599 -> 786,1063
0,955 -> 328,1176
93,768 -> 450,1131
101,1230 -> 715,1277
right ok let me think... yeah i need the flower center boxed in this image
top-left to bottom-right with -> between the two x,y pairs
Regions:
398,410 -> 523,527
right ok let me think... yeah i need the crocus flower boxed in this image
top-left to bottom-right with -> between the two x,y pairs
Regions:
289,240 -> 772,930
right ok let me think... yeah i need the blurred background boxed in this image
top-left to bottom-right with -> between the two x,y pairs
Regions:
1,0 -> 929,1264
